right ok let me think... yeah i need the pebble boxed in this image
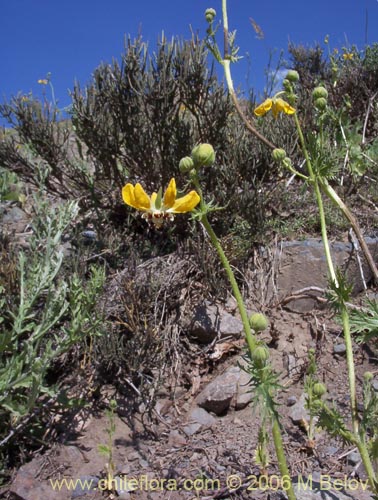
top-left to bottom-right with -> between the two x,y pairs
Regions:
324,446 -> 338,456
81,230 -> 97,242
71,475 -> 99,498
347,451 -> 361,465
333,343 -> 346,355
286,396 -> 297,406
372,380 -> 378,392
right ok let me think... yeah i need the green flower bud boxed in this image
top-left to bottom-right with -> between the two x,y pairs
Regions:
313,382 -> 327,397
189,168 -> 198,181
364,371 -> 374,382
282,79 -> 292,92
312,86 -> 328,100
272,148 -> 287,162
205,8 -> 216,23
282,157 -> 292,169
314,97 -> 327,111
179,156 -> 194,173
286,70 -> 300,83
252,345 -> 269,366
249,313 -> 268,332
191,143 -> 215,167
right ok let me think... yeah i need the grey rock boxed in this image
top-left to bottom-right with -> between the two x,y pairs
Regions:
289,393 -> 310,425
183,407 -> 217,436
334,343 -> 347,355
286,396 -> 297,407
235,368 -> 253,410
196,366 -> 240,414
324,446 -> 339,456
167,429 -> 187,447
10,460 -> 68,500
264,238 -> 378,312
347,451 -> 361,465
187,301 -> 243,344
372,379 -> 378,392
71,476 -> 99,498
2,206 -> 26,223
81,230 -> 97,242
114,475 -> 137,495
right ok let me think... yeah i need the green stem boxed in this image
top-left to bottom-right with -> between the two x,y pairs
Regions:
272,419 -> 297,500
313,180 -> 338,286
340,305 -> 358,433
294,105 -> 378,492
200,213 -> 255,354
192,171 -> 296,500
356,437 -> 378,494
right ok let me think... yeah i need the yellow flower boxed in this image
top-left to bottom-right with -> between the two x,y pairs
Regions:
254,97 -> 295,119
38,79 -> 48,84
122,178 -> 200,228
343,52 -> 354,61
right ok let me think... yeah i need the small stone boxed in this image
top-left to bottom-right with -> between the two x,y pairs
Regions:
333,343 -> 347,355
235,369 -> 253,410
347,451 -> 361,465
183,407 -> 216,435
81,230 -> 97,242
168,429 -> 187,447
196,367 -> 240,415
114,475 -> 136,495
286,396 -> 297,407
71,475 -> 99,498
324,446 -> 338,456
2,206 -> 26,223
372,380 -> 378,392
289,393 -> 310,425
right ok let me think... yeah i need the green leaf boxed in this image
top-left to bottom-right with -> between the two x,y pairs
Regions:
97,444 -> 111,455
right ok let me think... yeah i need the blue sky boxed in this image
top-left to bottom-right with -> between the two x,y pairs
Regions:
1,0 -> 377,124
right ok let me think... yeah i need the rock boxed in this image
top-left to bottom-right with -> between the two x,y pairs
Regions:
186,301 -> 243,343
334,343 -> 347,355
81,230 -> 97,243
372,379 -> 378,392
266,238 -> 378,312
2,206 -> 26,223
183,407 -> 217,436
71,476 -> 99,498
9,459 -> 68,500
235,368 -> 253,410
113,475 -> 137,495
286,396 -> 297,407
196,366 -> 240,414
347,451 -> 361,465
167,429 -> 187,447
289,393 -> 310,425
324,446 -> 339,456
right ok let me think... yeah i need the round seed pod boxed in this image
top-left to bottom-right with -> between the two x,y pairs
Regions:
249,313 -> 268,332
191,143 -> 215,167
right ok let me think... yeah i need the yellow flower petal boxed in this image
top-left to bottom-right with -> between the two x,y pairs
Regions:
170,191 -> 200,213
280,99 -> 296,115
122,183 -> 137,208
254,98 -> 273,117
134,183 -> 151,210
272,98 -> 295,118
163,178 -> 176,208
